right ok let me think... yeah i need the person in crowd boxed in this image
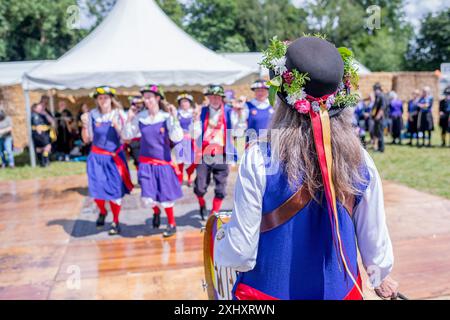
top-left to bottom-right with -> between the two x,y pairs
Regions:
174,93 -> 198,186
125,96 -> 145,171
245,80 -> 274,143
76,103 -> 91,156
193,85 -> 237,220
354,98 -> 368,147
214,35 -> 397,300
417,86 -> 434,147
439,86 -> 450,147
371,83 -> 387,152
407,89 -> 420,146
55,100 -> 75,161
31,102 -> 55,167
388,91 -> 403,145
0,106 -> 15,168
230,96 -> 249,149
81,86 -> 132,236
123,84 -> 183,238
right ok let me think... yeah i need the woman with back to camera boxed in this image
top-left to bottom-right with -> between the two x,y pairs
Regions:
214,36 -> 398,300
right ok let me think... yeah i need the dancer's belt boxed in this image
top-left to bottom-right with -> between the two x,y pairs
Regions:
91,145 -> 134,192
139,156 -> 181,176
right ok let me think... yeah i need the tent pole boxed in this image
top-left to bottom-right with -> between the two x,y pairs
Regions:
24,89 -> 36,167
48,89 -> 55,116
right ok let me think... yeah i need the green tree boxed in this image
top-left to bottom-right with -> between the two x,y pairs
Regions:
405,9 -> 450,71
0,0 -> 87,61
156,0 -> 185,27
185,0 -> 238,51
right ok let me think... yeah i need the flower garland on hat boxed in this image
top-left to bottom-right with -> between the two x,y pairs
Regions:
261,36 -> 360,115
90,86 -> 117,98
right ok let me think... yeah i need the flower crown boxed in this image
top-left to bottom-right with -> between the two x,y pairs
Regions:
261,35 -> 360,114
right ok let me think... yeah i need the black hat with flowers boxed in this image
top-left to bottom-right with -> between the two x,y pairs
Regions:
177,93 -> 194,104
204,85 -> 225,97
262,35 -> 360,117
90,86 -> 117,99
140,84 -> 165,99
261,35 -> 364,296
251,79 -> 270,91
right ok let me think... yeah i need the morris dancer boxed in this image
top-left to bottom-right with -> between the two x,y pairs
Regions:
245,80 -> 274,142
175,93 -> 197,186
193,85 -> 237,220
124,85 -> 183,238
81,86 -> 133,236
214,36 -> 397,300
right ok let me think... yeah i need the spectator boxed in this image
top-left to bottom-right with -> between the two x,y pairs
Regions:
388,91 -> 403,145
407,89 -> 420,146
31,102 -> 55,167
55,100 -> 74,161
417,86 -> 434,147
439,86 -> 450,147
0,106 -> 15,168
76,103 -> 91,156
371,83 -> 387,152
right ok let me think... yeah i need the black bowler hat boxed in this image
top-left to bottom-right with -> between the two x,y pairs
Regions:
204,85 -> 225,97
270,37 -> 344,98
444,86 -> 450,95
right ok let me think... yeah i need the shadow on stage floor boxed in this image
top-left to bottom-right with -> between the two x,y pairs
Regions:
47,209 -> 205,239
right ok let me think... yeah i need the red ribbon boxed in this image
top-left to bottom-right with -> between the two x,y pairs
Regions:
309,109 -> 340,259
91,145 -> 134,192
139,155 -> 181,177
305,90 -> 337,103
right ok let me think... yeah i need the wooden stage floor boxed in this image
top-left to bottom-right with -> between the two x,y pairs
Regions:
0,171 -> 449,300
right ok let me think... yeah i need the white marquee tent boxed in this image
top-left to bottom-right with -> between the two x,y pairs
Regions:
21,0 -> 251,166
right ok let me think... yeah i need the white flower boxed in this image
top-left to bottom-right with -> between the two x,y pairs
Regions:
286,90 -> 306,105
271,56 -> 287,75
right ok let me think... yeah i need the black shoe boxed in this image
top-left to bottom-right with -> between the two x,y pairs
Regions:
96,214 -> 106,227
199,206 -> 207,221
152,213 -> 161,229
162,225 -> 176,238
108,222 -> 120,235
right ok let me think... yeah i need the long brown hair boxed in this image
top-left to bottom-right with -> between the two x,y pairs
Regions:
268,98 -> 367,203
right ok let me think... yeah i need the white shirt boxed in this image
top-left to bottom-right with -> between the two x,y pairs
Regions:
248,98 -> 271,111
123,110 -> 183,143
214,144 -> 394,288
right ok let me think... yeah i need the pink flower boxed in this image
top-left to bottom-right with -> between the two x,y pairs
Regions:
294,99 -> 311,114
282,71 -> 294,85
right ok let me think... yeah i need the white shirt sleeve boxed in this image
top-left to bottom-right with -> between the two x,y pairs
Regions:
122,113 -> 140,140
166,114 -> 184,143
353,149 -> 394,288
214,144 -> 266,272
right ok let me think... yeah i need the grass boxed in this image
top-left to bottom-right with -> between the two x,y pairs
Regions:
1,136 -> 449,200
368,135 -> 450,199
0,150 -> 86,181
